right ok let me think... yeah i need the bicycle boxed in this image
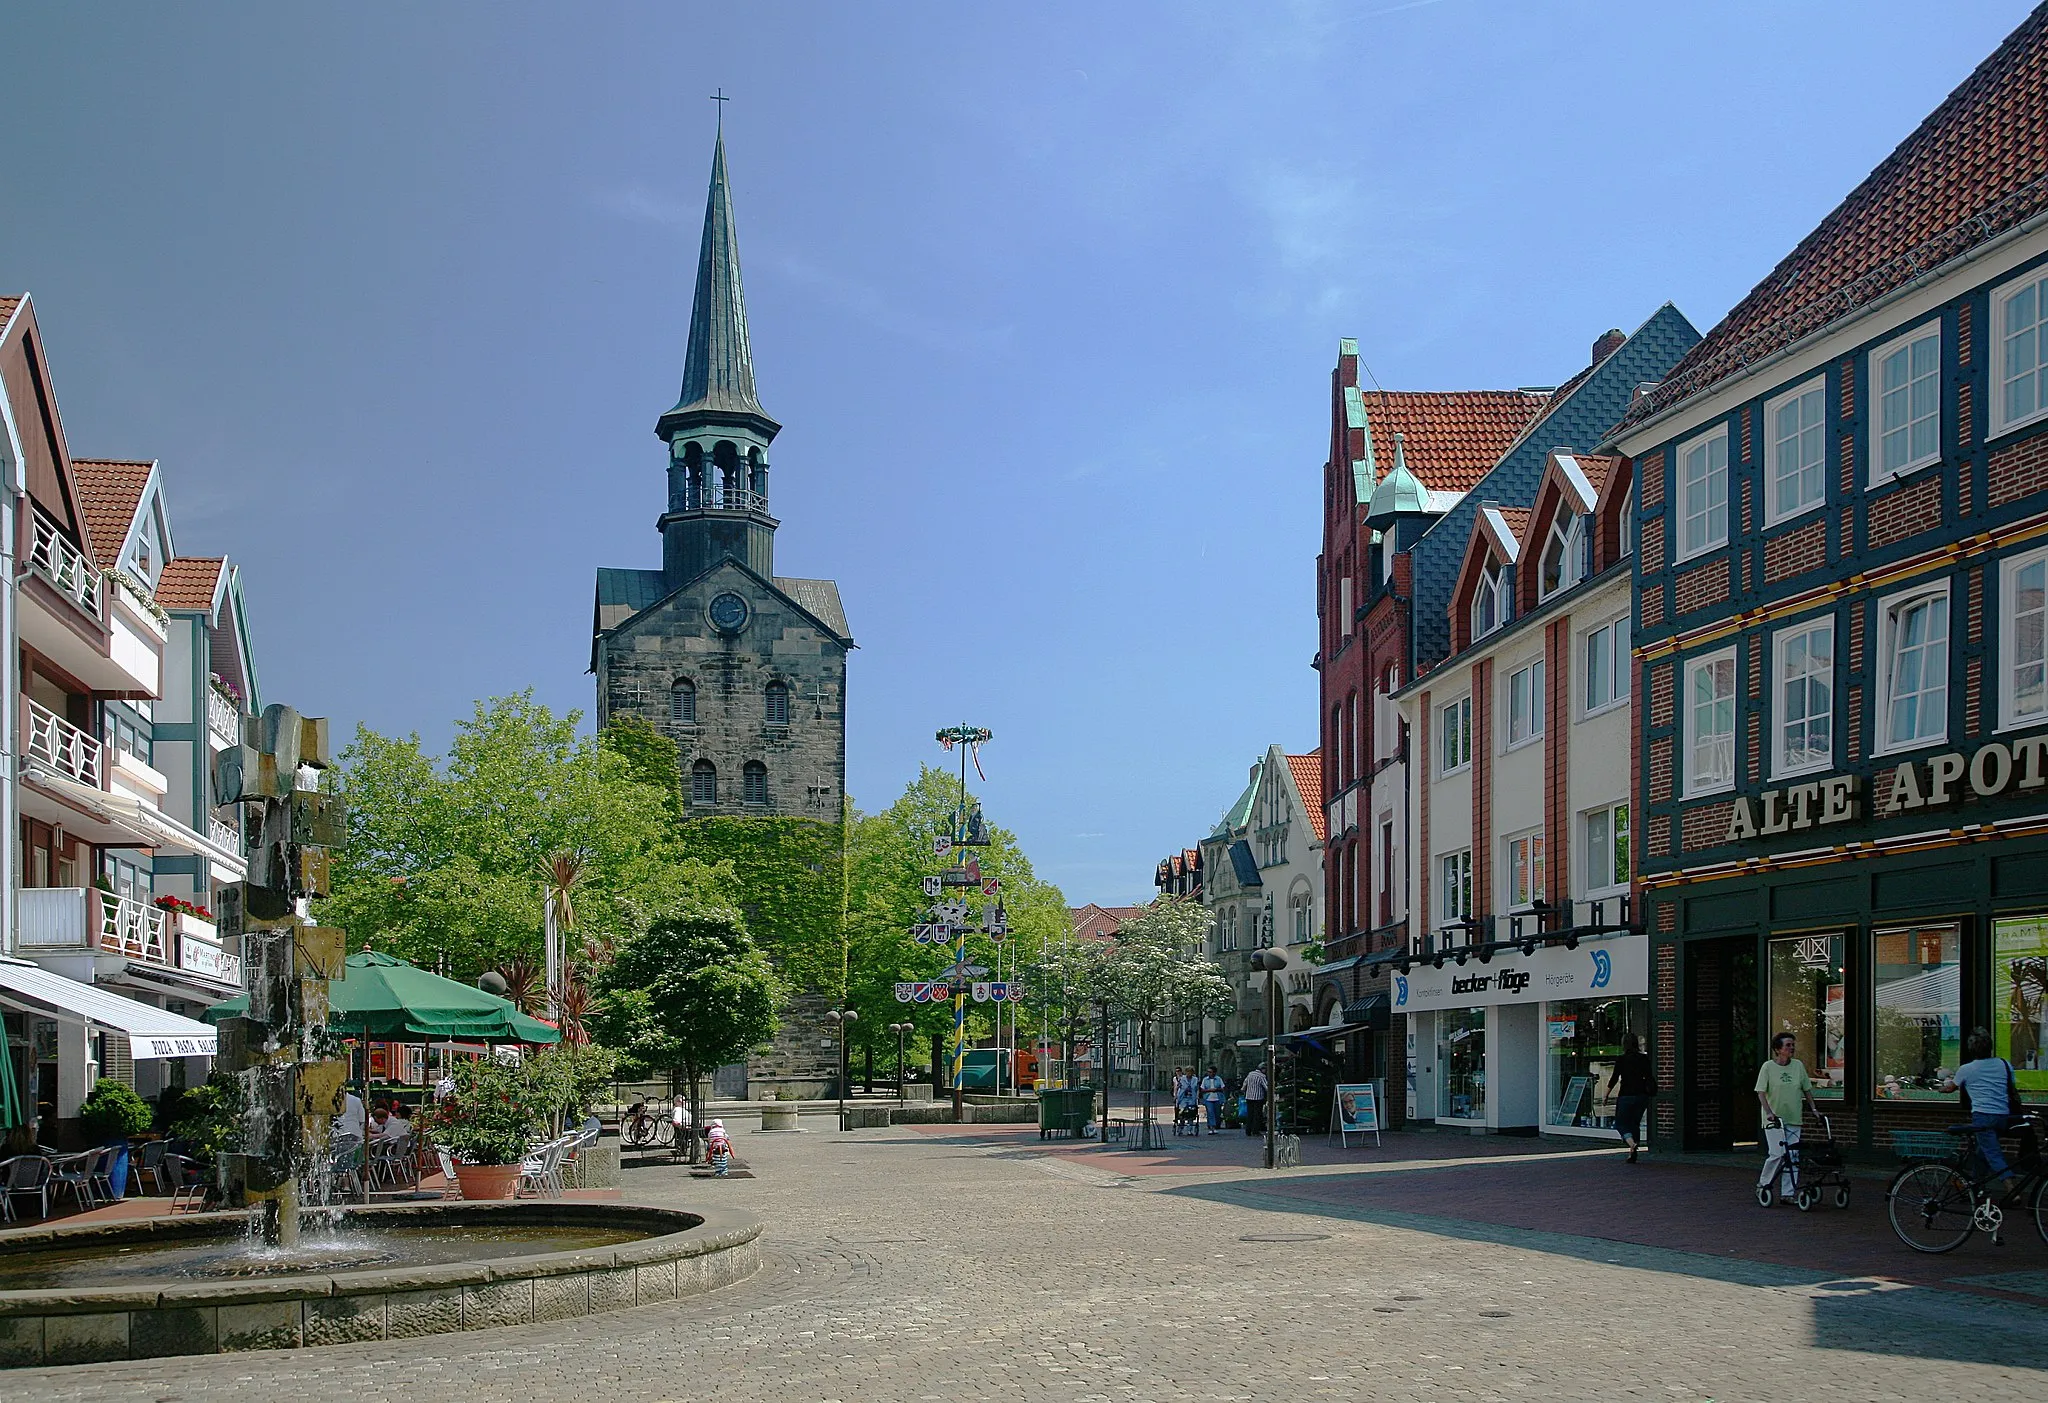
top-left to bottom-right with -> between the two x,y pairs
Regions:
619,1101 -> 675,1152
1885,1112 -> 2047,1253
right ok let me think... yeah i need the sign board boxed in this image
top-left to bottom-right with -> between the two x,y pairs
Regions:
971,981 -> 1015,1003
1391,935 -> 1647,1015
982,878 -> 1001,896
1556,1074 -> 1594,1126
921,875 -> 941,897
933,837 -> 953,857
1331,1082 -> 1380,1147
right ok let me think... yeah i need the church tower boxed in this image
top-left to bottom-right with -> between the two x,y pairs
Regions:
592,124 -> 853,833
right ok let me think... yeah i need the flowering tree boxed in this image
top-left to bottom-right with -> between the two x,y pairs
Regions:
1070,899 -> 1231,1133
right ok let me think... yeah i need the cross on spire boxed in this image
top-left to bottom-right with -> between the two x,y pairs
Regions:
710,88 -> 729,129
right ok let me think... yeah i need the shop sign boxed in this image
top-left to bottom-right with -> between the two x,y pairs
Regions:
1391,936 -> 1646,1014
1724,730 -> 2048,842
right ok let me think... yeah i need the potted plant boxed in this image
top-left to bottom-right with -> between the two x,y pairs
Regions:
414,1057 -> 538,1199
78,1078 -> 153,1199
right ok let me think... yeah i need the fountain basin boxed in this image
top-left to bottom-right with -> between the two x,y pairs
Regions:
0,1200 -> 760,1367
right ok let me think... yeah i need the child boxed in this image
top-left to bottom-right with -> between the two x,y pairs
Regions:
706,1119 -> 733,1177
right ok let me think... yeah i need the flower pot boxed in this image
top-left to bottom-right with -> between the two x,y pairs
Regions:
452,1162 -> 522,1200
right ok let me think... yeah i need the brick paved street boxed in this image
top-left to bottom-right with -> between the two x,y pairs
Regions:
10,1118 -> 2048,1402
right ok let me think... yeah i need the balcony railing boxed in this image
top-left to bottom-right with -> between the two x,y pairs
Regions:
209,814 -> 241,853
101,891 -> 169,964
24,698 -> 101,787
206,686 -> 241,748
27,508 -> 102,620
679,483 -> 768,513
17,887 -> 90,948
12,887 -> 241,985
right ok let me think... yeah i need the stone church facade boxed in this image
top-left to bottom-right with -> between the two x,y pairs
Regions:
591,125 -> 852,1097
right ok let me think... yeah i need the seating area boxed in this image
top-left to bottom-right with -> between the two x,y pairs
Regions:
0,1141 -> 205,1222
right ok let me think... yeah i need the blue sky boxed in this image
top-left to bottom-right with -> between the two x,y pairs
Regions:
2,1 -> 2033,904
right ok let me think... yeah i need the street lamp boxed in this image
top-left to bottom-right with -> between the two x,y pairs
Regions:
888,1022 -> 914,1105
1250,950 -> 1287,1170
825,1009 -> 858,1130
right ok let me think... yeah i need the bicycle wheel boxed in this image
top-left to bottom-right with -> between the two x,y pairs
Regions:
1888,1163 -> 1975,1253
623,1116 -> 650,1150
655,1119 -> 676,1149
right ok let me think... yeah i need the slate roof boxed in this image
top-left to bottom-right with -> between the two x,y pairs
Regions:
1211,779 -> 1257,838
156,556 -> 224,613
1408,303 -> 1701,673
1071,903 -> 1148,940
1361,391 -> 1549,494
72,459 -> 153,571
774,576 -> 850,641
1287,752 -> 1325,842
1626,5 -> 2048,428
593,565 -> 851,644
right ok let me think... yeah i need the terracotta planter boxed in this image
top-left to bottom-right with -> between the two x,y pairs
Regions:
452,1162 -> 522,1200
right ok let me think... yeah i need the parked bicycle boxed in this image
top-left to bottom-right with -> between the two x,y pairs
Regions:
619,1100 -> 674,1151
1886,1112 -> 2047,1253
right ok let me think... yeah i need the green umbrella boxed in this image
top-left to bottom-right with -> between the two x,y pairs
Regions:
0,1017 -> 24,1132
204,950 -> 561,1044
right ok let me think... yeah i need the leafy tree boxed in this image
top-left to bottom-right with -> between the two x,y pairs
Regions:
1070,900 -> 1231,1126
320,694 -> 728,980
601,714 -> 684,823
522,1042 -> 620,1139
592,904 -> 781,1131
682,815 -> 846,998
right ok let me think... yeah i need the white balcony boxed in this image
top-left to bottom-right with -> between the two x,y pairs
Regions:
25,698 -> 100,787
206,685 -> 240,749
12,887 -> 240,988
26,508 -> 101,620
209,813 -> 240,853
110,745 -> 170,801
18,508 -> 158,696
101,891 -> 169,964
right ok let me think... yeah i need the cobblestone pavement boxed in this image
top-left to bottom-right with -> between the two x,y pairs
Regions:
11,1119 -> 2048,1402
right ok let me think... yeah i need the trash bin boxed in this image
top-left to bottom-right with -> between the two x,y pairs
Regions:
1038,1087 -> 1094,1140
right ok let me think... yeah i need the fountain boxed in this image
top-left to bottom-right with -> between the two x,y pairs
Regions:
0,705 -> 762,1366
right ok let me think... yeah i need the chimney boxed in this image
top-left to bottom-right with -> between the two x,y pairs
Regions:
1592,328 -> 1627,365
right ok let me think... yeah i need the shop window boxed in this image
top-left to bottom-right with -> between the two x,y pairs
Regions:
1679,426 -> 1729,560
1582,803 -> 1629,895
1773,619 -> 1834,777
1506,659 -> 1544,747
1439,696 -> 1473,775
1873,922 -> 1961,1100
1684,650 -> 1737,794
1877,583 -> 1950,753
1503,829 -> 1545,909
1766,378 -> 1827,522
1993,915 -> 2048,1101
1766,932 -> 1846,1098
1583,617 -> 1630,715
1547,995 -> 1648,1131
1439,850 -> 1472,927
1872,326 -> 1941,482
2001,548 -> 2048,729
1438,1008 -> 1487,1121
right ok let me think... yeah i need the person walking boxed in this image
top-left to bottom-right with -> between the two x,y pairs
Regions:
1940,1028 -> 2022,1192
1607,1032 -> 1654,1164
1755,1031 -> 1820,1203
1242,1063 -> 1270,1138
1200,1065 -> 1226,1134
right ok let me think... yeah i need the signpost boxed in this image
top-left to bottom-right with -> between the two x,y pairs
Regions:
1330,1082 -> 1381,1148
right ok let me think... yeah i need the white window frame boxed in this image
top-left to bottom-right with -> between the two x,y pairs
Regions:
1870,324 -> 1942,483
1439,849 -> 1472,925
2000,546 -> 2048,732
1440,695 -> 1473,776
1992,268 -> 2048,437
1677,425 -> 1729,562
1581,615 -> 1631,718
1539,513 -> 1587,601
1771,619 -> 1834,779
1502,828 -> 1545,910
1763,377 -> 1827,525
1617,483 -> 1634,559
1684,649 -> 1738,796
1470,564 -> 1508,641
1874,580 -> 1953,756
1582,803 -> 1629,898
1506,658 -> 1544,749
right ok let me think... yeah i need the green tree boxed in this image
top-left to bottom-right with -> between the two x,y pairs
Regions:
682,815 -> 846,998
1075,899 -> 1231,1126
320,694 -> 728,980
600,714 -> 684,823
592,904 -> 781,1131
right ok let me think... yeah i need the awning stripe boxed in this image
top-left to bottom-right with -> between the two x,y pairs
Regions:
0,958 -> 217,1058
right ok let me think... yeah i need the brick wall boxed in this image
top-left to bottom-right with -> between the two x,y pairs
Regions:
1649,661 -> 1673,728
1763,517 -> 1826,584
1649,813 -> 1671,859
1990,433 -> 2048,508
1639,450 -> 1664,510
1648,737 -> 1672,805
1868,473 -> 1943,550
1641,585 -> 1666,629
1680,800 -> 1733,854
1674,558 -> 1731,615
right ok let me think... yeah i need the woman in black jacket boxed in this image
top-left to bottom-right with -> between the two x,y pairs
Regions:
1608,1032 -> 1655,1164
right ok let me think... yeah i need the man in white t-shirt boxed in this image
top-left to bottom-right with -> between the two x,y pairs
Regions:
333,1090 -> 366,1143
1242,1064 -> 1270,1137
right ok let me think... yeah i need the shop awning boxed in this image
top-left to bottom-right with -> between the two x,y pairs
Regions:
1313,955 -> 1364,978
1345,993 -> 1390,1029
0,957 -> 217,1059
19,765 -> 243,870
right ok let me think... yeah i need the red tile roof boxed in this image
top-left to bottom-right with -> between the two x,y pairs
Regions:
1630,6 -> 2048,427
72,459 -> 153,571
1287,752 -> 1325,842
1362,391 -> 1550,493
1570,453 -> 1624,503
155,556 -> 224,612
0,296 -> 19,326
1070,903 -> 1148,940
1488,505 -> 1532,550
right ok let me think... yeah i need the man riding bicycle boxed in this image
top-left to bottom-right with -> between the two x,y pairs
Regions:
1939,1028 -> 2021,1193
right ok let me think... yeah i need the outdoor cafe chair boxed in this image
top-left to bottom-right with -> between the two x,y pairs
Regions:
161,1153 -> 208,1212
434,1147 -> 462,1199
86,1146 -> 121,1203
49,1150 -> 101,1211
518,1136 -> 567,1199
0,1154 -> 53,1220
323,1136 -> 365,1202
131,1139 -> 168,1195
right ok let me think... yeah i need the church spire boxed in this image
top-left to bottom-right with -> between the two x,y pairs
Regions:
660,123 -> 778,437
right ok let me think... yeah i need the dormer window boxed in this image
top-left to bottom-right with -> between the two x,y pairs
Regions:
1539,514 -> 1588,600
1471,563 -> 1508,641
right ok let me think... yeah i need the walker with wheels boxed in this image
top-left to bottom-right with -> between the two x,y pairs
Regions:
1755,1115 -> 1851,1211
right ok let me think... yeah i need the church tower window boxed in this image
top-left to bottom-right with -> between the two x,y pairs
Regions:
765,681 -> 789,727
690,759 -> 717,806
742,761 -> 768,806
671,679 -> 697,725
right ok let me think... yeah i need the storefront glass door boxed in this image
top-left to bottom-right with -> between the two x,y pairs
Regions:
1546,996 -> 1648,1132
1438,1007 -> 1487,1121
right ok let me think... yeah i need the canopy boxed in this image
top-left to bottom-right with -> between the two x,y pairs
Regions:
0,957 -> 219,1058
203,950 -> 560,1044
0,1014 -> 23,1131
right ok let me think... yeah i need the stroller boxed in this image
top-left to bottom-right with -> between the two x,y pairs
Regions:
1755,1115 -> 1850,1211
